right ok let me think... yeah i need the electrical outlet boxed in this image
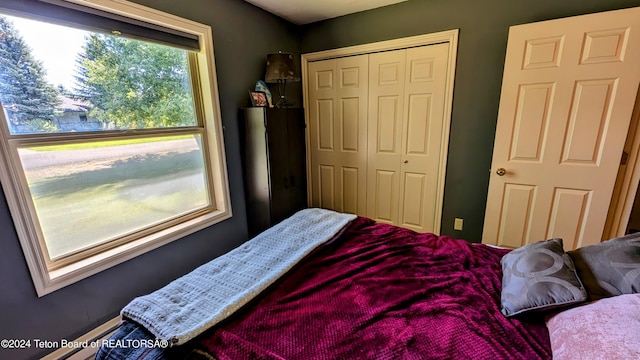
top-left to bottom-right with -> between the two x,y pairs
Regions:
454,218 -> 463,231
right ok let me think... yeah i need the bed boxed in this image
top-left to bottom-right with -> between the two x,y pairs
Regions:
96,208 -> 640,360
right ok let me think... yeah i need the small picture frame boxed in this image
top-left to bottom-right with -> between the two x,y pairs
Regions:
249,90 -> 268,107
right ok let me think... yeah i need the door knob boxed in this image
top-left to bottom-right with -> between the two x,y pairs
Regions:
496,168 -> 506,176
404,160 -> 408,164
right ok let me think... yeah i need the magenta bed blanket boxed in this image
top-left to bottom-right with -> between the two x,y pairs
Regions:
200,217 -> 551,359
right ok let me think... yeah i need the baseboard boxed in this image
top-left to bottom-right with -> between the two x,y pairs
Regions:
40,316 -> 122,360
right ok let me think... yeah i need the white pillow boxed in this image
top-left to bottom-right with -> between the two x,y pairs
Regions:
545,294 -> 640,360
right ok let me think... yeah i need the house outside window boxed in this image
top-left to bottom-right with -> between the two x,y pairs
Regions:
0,0 -> 230,296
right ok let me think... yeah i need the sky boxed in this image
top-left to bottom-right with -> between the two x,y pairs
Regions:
7,14 -> 88,89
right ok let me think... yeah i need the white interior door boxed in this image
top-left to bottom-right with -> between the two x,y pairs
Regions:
483,7 -> 640,249
307,55 -> 368,214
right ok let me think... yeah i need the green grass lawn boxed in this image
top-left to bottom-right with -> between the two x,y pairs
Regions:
25,137 -> 210,259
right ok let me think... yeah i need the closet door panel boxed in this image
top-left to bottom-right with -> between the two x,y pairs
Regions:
308,55 -> 368,215
318,165 -> 336,209
401,172 -> 427,227
399,43 -> 450,232
368,49 -> 406,223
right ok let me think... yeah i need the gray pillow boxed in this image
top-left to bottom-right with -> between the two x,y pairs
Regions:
567,232 -> 640,300
500,238 -> 587,317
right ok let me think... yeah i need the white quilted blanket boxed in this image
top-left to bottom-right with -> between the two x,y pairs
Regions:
121,208 -> 357,345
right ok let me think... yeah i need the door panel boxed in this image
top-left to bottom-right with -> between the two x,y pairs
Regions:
368,50 -> 406,224
406,94 -> 431,154
317,99 -> 334,150
483,7 -> 640,249
399,44 -> 450,232
341,167 -> 359,214
497,184 -> 536,249
319,165 -> 335,209
374,169 -> 396,222
546,188 -> 590,250
308,55 -> 368,215
561,79 -> 615,164
341,98 -> 360,151
401,172 -> 426,227
377,96 -> 401,152
367,44 -> 450,231
509,83 -> 553,162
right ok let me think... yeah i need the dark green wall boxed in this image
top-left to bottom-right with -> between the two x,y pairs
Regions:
301,0 -> 640,242
0,1 -> 300,359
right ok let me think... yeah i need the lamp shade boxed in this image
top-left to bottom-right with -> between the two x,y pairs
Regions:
265,52 -> 300,82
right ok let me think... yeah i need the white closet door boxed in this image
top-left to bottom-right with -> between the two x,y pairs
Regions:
367,49 -> 406,224
400,43 -> 450,232
483,7 -> 640,249
306,42 -> 451,233
367,43 -> 450,232
307,55 -> 368,214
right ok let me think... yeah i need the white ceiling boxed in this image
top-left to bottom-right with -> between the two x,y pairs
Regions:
243,0 -> 408,25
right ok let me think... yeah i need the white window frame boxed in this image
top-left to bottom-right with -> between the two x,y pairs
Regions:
0,0 -> 231,296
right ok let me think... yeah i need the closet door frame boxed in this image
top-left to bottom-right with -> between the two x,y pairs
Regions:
302,29 -> 459,234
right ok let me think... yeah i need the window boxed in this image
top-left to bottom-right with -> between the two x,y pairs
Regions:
0,0 -> 230,296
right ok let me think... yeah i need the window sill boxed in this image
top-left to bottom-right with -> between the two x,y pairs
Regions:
41,209 -> 231,296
